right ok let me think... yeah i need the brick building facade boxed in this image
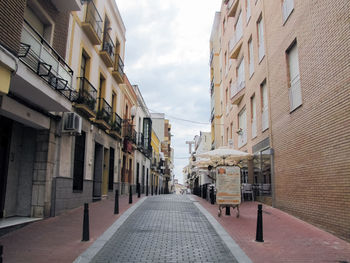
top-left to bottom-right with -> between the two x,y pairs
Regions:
212,0 -> 350,240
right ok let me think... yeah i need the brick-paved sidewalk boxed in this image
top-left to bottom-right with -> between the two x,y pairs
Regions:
0,194 -> 144,263
194,195 -> 350,263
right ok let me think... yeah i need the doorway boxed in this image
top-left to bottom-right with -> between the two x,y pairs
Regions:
93,143 -> 103,200
0,117 -> 12,218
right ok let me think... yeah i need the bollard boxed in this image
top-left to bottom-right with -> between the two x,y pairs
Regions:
256,204 -> 264,242
225,206 -> 230,216
0,244 -> 3,263
210,186 -> 215,205
129,185 -> 132,204
82,203 -> 89,241
146,185 -> 149,196
155,186 -> 157,195
137,183 -> 141,198
151,185 -> 153,196
114,189 -> 119,214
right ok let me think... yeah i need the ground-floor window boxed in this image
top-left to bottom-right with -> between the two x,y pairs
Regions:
253,148 -> 272,196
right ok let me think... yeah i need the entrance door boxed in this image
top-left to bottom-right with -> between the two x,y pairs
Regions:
108,147 -> 115,191
0,117 -> 12,218
102,148 -> 109,196
93,143 -> 103,200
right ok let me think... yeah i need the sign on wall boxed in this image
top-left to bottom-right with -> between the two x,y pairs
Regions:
216,166 -> 241,205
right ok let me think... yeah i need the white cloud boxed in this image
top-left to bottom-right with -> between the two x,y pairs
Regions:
116,0 -> 221,183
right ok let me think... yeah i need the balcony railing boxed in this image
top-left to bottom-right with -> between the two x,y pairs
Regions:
96,97 -> 112,124
122,120 -> 137,144
74,77 -> 97,112
289,76 -> 302,112
83,0 -> 103,44
116,55 -> 124,77
136,132 -> 145,149
19,20 -> 74,100
100,31 -> 115,66
262,108 -> 269,131
111,112 -> 122,134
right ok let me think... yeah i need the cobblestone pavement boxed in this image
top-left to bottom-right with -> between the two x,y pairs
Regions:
91,195 -> 237,263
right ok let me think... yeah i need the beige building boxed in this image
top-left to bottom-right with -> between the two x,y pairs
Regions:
212,0 -> 350,240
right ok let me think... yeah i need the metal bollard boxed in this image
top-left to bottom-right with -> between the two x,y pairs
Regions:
0,244 -> 3,263
146,185 -> 149,196
151,185 -> 153,196
129,185 -> 132,204
225,206 -> 230,216
256,204 -> 264,242
210,186 -> 215,205
137,183 -> 141,198
82,203 -> 89,241
114,189 -> 119,214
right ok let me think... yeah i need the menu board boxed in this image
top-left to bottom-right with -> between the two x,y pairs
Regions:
216,166 -> 241,205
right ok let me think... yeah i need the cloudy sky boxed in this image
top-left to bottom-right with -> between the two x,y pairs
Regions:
117,0 -> 221,184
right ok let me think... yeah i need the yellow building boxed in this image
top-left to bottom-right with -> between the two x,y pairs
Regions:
151,129 -> 161,194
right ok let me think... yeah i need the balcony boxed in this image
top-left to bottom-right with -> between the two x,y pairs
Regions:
112,55 -> 124,84
73,77 -> 97,118
52,0 -> 81,12
109,112 -> 122,139
227,0 -> 239,17
14,20 -> 74,112
229,29 -> 243,59
122,120 -> 137,145
95,98 -> 112,130
81,0 -> 103,45
230,80 -> 245,105
136,132 -> 145,150
210,79 -> 214,95
99,32 -> 115,67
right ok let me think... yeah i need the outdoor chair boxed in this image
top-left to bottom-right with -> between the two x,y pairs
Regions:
241,183 -> 254,201
260,183 -> 271,196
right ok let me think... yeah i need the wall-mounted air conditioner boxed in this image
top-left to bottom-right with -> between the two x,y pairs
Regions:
62,112 -> 82,134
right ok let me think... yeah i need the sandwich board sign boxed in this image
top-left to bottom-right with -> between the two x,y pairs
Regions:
216,166 -> 241,205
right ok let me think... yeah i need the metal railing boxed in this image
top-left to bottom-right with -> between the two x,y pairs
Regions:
230,80 -> 245,99
75,77 -> 97,112
19,20 -> 74,98
111,112 -> 122,134
96,98 -> 112,124
136,132 -> 145,149
289,76 -> 302,111
122,120 -> 137,144
115,54 -> 124,78
84,0 -> 103,41
102,31 -> 115,62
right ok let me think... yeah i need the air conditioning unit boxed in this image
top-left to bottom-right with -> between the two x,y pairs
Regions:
62,112 -> 82,134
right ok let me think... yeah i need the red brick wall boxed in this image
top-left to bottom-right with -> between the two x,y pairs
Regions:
0,0 -> 26,55
265,0 -> 350,240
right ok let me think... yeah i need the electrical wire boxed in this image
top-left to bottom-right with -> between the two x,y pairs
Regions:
148,109 -> 210,125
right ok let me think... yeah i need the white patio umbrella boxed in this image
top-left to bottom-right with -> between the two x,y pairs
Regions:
196,146 -> 252,166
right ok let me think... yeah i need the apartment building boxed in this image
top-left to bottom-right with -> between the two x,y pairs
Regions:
132,85 -> 152,195
212,0 -> 350,240
151,129 -> 162,195
0,0 -> 81,218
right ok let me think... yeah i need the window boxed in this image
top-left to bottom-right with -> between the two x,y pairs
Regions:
237,58 -> 245,91
230,122 -> 233,140
282,0 -> 294,23
226,127 -> 229,144
257,16 -> 265,62
287,42 -> 302,111
112,92 -> 116,113
235,11 -> 243,42
80,54 -> 88,78
224,51 -> 228,76
24,4 -> 53,43
251,95 -> 257,138
238,107 -> 247,148
261,81 -> 269,131
73,131 -> 86,191
248,38 -> 254,77
246,0 -> 251,23
253,148 -> 272,196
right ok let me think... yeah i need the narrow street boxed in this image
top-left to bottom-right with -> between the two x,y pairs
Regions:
78,195 -> 239,263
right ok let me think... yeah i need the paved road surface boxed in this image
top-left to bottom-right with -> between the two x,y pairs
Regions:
90,195 -> 237,263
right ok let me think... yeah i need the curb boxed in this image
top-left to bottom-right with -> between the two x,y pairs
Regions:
189,196 -> 253,263
73,197 -> 147,263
